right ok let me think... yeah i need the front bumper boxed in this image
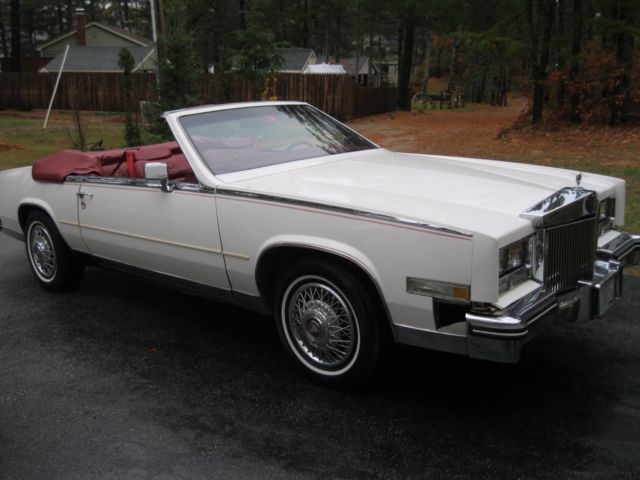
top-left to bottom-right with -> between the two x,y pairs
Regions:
466,232 -> 640,363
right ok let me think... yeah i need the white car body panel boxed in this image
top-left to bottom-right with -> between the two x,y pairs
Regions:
76,182 -> 229,289
216,191 -> 472,330
0,167 -> 83,249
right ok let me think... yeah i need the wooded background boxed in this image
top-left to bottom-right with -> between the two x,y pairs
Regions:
0,0 -> 638,126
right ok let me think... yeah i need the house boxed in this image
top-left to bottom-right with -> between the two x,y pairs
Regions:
330,56 -> 381,86
375,57 -> 400,86
37,8 -> 156,73
276,48 -> 317,73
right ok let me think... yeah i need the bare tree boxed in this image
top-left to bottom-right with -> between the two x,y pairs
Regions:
447,37 -> 460,93
396,7 -> 415,109
569,0 -> 582,123
609,0 -> 634,124
526,0 -> 555,125
9,0 -> 19,71
0,1 -> 8,58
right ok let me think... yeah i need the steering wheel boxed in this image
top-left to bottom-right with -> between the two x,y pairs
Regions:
286,140 -> 314,151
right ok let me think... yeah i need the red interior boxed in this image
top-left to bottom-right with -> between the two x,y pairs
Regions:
32,141 -> 197,184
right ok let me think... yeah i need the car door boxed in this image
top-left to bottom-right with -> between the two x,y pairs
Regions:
77,177 -> 230,291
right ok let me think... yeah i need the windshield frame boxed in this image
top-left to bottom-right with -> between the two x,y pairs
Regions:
172,102 -> 379,178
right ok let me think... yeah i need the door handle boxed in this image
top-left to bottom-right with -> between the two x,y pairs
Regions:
77,191 -> 94,209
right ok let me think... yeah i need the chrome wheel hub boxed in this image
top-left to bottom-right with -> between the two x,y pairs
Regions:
287,281 -> 357,369
29,224 -> 56,280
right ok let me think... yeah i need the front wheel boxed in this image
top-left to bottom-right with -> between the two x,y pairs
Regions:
25,211 -> 84,292
274,260 -> 384,388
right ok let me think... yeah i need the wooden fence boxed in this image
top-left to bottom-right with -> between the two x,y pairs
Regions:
0,72 -> 397,120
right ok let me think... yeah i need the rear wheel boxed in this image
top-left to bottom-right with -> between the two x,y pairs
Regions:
25,211 -> 84,292
274,260 -> 384,388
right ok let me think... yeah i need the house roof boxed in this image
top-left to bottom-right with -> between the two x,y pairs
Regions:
38,22 -> 151,51
303,63 -> 346,74
96,24 -> 152,47
40,46 -> 155,73
276,48 -> 315,72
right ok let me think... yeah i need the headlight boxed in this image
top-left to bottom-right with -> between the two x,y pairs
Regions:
598,197 -> 615,235
499,237 -> 532,294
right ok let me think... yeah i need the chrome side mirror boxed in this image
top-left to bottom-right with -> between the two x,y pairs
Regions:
144,162 -> 173,193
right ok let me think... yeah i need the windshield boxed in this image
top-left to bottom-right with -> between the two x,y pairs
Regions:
178,104 -> 377,175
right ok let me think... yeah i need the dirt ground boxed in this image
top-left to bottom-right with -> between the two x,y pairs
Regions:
348,97 -> 640,169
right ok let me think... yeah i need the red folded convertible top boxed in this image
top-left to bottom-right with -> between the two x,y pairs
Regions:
31,141 -> 194,183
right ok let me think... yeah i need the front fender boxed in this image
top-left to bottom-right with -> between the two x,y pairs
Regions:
256,234 -> 385,293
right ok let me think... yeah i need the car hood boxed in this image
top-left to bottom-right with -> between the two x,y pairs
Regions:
221,149 -> 623,242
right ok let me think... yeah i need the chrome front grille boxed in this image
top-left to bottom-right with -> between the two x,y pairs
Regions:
543,216 -> 598,293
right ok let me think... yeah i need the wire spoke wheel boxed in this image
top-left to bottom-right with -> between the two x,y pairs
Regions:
275,261 -> 384,387
285,278 -> 359,371
28,223 -> 57,281
24,211 -> 84,292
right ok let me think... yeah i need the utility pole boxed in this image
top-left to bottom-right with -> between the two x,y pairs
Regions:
149,0 -> 161,94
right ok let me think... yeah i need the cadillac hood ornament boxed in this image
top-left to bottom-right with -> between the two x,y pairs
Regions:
576,172 -> 582,189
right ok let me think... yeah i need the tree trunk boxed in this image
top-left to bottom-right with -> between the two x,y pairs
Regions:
157,0 -> 166,36
584,0 -> 592,40
527,0 -> 555,125
447,38 -> 460,93
57,4 -> 65,35
238,0 -> 247,31
435,47 -> 443,77
9,0 -> 20,72
25,4 -> 34,54
334,10 -> 342,62
0,2 -> 8,59
302,0 -> 309,48
610,1 -> 633,124
123,0 -> 130,28
532,80 -> 545,123
65,0 -> 73,31
569,0 -> 582,123
397,14 -> 415,110
420,37 -> 431,93
502,65 -> 509,106
555,0 -> 567,107
354,1 -> 361,84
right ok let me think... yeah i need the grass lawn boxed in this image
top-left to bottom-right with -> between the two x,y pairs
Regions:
0,110 -> 124,171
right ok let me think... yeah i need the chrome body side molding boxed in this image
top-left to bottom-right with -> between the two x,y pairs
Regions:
66,175 -> 215,194
216,188 -> 472,239
68,177 -> 471,239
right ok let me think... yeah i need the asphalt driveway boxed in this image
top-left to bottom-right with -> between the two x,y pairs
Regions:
1,232 -> 639,479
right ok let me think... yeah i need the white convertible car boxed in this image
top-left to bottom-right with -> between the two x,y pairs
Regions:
1,101 -> 638,386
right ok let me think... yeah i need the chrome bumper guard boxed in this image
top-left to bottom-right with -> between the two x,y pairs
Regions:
466,231 -> 640,363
